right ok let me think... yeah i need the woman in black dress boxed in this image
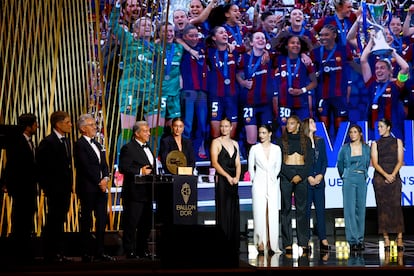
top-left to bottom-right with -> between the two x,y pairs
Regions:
371,118 -> 405,251
210,117 -> 242,252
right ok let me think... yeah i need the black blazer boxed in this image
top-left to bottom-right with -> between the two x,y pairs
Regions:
74,136 -> 109,198
118,139 -> 156,202
159,135 -> 195,174
36,131 -> 73,196
3,133 -> 37,197
308,137 -> 328,181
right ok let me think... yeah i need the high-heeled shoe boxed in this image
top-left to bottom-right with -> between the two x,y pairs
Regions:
284,246 -> 293,254
320,240 -> 331,251
396,237 -> 404,252
257,245 -> 265,256
301,245 -> 312,254
384,236 -> 390,251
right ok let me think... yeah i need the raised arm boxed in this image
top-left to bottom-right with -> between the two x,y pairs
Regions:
402,5 -> 414,37
190,0 -> 217,25
360,36 -> 374,83
346,14 -> 362,50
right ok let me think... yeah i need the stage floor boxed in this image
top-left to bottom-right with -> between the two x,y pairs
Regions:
1,233 -> 414,274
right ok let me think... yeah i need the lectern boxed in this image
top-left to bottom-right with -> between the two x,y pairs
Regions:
134,174 -> 198,226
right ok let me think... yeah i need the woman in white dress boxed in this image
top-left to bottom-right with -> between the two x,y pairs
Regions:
248,124 -> 282,255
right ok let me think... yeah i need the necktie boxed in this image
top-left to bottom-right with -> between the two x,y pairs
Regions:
90,138 -> 101,161
28,138 -> 35,156
61,137 -> 69,158
141,143 -> 153,166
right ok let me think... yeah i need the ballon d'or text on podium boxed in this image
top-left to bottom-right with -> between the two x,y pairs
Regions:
173,175 -> 198,224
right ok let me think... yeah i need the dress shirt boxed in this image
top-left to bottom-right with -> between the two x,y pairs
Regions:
85,136 -> 101,162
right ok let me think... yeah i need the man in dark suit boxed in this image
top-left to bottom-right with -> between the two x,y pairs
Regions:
3,113 -> 38,264
159,117 -> 195,175
74,113 -> 116,263
36,111 -> 73,263
118,120 -> 154,259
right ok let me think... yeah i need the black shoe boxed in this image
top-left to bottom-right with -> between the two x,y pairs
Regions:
81,254 -> 92,263
137,249 -> 153,259
320,252 -> 330,262
320,241 -> 331,251
350,244 -> 359,251
257,249 -> 265,256
301,245 -> 312,254
125,252 -> 139,259
396,238 -> 404,252
59,255 -> 73,263
284,246 -> 293,254
48,254 -> 73,263
358,243 -> 365,250
94,254 -> 116,262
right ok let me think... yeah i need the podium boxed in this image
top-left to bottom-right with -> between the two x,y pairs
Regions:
134,174 -> 198,225
135,175 -> 238,268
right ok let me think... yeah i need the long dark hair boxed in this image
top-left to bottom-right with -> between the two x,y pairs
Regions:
348,124 -> 365,143
302,117 -> 321,142
272,31 -> 312,55
207,3 -> 233,30
281,115 -> 308,162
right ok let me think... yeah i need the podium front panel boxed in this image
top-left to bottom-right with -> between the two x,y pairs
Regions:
171,175 -> 197,225
151,175 -> 198,225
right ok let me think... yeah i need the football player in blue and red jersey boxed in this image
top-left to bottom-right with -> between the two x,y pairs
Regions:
237,31 -> 276,152
180,24 -> 209,159
311,24 -> 355,138
273,32 -> 317,136
360,34 -> 409,140
205,25 -> 241,139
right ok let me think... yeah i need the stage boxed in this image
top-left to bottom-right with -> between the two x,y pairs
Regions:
1,232 -> 414,275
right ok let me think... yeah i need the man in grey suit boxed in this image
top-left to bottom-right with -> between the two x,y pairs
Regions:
118,120 -> 155,259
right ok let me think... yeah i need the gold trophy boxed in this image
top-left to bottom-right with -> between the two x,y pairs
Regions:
363,0 -> 393,56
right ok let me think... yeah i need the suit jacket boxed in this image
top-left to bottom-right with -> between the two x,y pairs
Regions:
4,133 -> 37,197
36,131 -> 73,196
308,137 -> 328,180
159,135 -> 195,174
74,136 -> 109,198
118,139 -> 156,202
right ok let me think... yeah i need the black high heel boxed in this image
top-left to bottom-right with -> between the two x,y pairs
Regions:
284,246 -> 293,254
257,247 -> 265,255
302,245 -> 312,254
320,240 -> 331,251
384,236 -> 390,251
397,238 -> 404,252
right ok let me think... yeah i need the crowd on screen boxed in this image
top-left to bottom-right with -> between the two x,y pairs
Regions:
101,0 -> 414,160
